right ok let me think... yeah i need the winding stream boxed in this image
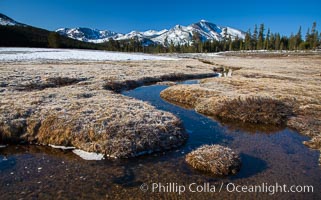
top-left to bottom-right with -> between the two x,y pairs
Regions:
0,81 -> 320,199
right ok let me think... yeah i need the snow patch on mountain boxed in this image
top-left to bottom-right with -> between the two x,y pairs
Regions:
56,27 -> 122,43
56,20 -> 245,46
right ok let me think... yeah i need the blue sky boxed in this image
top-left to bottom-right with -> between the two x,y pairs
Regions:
0,0 -> 320,36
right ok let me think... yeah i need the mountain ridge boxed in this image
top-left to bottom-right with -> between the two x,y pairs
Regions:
56,21 -> 245,46
0,13 -> 246,47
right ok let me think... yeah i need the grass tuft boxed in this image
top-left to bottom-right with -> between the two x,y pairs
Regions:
185,144 -> 241,176
214,96 -> 293,125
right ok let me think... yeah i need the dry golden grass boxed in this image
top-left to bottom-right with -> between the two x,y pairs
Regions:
0,58 -> 214,158
185,144 -> 241,175
160,85 -> 218,107
212,96 -> 293,125
163,88 -> 293,125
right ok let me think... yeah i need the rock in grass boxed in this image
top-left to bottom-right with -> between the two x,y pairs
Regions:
304,135 -> 321,147
185,145 -> 241,176
303,136 -> 321,166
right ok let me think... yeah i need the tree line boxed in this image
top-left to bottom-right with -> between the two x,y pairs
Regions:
100,22 -> 320,53
228,22 -> 320,52
1,22 -> 320,53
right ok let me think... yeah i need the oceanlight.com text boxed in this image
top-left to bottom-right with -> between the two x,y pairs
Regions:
140,182 -> 314,195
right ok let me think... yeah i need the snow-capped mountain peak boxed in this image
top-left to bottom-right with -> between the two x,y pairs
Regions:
56,20 -> 246,46
56,27 -> 121,43
174,24 -> 182,29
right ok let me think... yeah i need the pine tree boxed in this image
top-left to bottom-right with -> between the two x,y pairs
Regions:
257,24 -> 265,50
311,22 -> 318,49
244,29 -> 252,50
304,28 -> 311,49
264,28 -> 270,49
269,32 -> 275,50
275,33 -> 281,50
305,28 -> 310,41
240,40 -> 243,50
223,28 -> 228,51
228,35 -> 232,51
281,36 -> 289,50
252,25 -> 258,50
304,22 -> 319,49
288,33 -> 295,50
176,43 -> 181,53
295,26 -> 302,49
280,42 -> 284,50
169,40 -> 175,53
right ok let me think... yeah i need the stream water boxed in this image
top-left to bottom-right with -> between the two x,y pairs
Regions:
0,81 -> 320,199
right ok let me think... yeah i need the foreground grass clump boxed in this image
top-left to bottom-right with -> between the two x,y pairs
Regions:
160,85 -> 217,107
185,145 -> 241,176
209,96 -> 293,125
162,85 -> 293,125
303,135 -> 321,150
303,136 -> 321,165
0,88 -> 188,158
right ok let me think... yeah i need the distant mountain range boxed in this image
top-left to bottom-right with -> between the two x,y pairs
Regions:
0,13 -> 104,49
0,13 -> 245,47
56,20 -> 245,46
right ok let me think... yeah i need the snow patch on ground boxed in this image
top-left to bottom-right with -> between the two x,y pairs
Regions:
72,149 -> 105,160
49,144 -> 76,150
0,48 -> 177,62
